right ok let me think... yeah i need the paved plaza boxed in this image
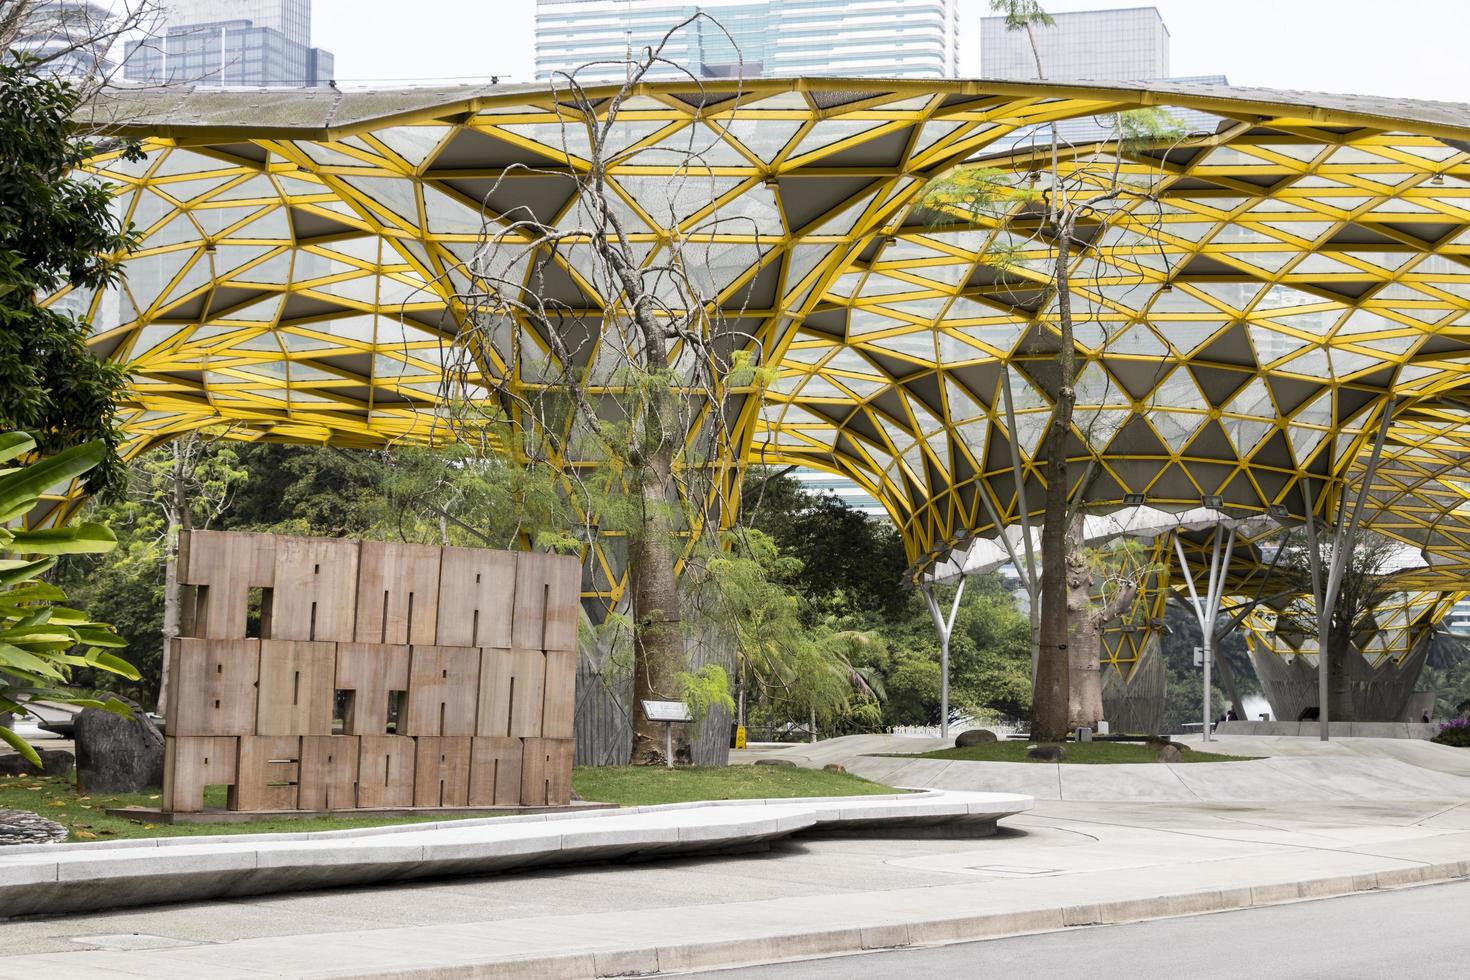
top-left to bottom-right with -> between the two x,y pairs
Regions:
0,736 -> 1466,978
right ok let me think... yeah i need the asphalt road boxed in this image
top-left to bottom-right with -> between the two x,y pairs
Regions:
695,879 -> 1470,978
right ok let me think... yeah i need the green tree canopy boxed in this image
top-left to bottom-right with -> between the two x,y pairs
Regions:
0,60 -> 135,496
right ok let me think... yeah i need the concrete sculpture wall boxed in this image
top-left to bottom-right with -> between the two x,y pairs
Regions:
161,530 -> 581,814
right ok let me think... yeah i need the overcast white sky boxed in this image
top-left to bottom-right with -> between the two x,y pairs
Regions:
309,0 -> 1470,101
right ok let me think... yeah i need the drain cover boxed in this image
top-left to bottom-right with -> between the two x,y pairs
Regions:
965,865 -> 1060,876
68,934 -> 202,951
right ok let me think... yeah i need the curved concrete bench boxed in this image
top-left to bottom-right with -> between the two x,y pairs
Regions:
0,790 -> 1030,917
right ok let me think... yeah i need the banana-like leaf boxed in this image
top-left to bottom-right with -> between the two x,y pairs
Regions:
0,727 -> 40,768
0,581 -> 68,603
72,626 -> 127,648
0,557 -> 56,588
0,432 -> 35,465
0,643 -> 66,679
80,650 -> 141,680
4,523 -> 117,555
38,605 -> 88,624
0,441 -> 105,523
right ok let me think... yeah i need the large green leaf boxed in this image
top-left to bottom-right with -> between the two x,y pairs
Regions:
0,432 -> 35,465
0,642 -> 65,679
0,726 -> 40,768
72,626 -> 127,648
0,440 -> 105,523
0,557 -> 56,588
4,523 -> 117,555
80,649 -> 141,680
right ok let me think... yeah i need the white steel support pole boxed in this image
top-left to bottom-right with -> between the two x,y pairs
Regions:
1301,475 -> 1330,741
999,369 -> 1041,672
1174,525 -> 1236,744
922,578 -> 967,740
1303,403 -> 1394,741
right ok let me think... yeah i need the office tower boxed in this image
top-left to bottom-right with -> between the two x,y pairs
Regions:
535,0 -> 958,82
980,5 -> 1170,81
122,0 -> 334,88
8,1 -> 118,78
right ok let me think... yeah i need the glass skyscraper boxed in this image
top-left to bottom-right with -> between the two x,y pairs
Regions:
535,0 -> 958,81
122,0 -> 334,88
7,1 -> 119,79
980,5 -> 1171,81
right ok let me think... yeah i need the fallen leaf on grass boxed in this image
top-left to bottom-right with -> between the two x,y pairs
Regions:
46,800 -> 67,808
148,795 -> 160,801
73,831 -> 97,840
99,829 -> 117,836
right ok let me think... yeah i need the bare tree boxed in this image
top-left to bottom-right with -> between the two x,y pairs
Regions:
919,1 -> 1189,739
1,0 -> 162,96
439,16 -> 770,764
132,429 -> 246,710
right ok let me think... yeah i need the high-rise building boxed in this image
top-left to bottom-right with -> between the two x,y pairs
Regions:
535,0 -> 958,82
980,6 -> 1170,81
122,0 -> 333,88
163,0 -> 312,46
7,1 -> 119,78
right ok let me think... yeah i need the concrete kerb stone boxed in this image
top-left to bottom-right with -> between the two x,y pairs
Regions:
634,866 -> 1470,980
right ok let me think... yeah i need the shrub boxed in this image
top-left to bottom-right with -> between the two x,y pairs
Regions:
1431,719 -> 1470,748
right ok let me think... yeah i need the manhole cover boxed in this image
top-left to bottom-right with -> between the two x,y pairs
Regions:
965,865 -> 1060,876
68,934 -> 203,951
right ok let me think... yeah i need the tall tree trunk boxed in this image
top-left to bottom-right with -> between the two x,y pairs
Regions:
628,403 -> 691,765
1068,564 -> 1137,730
1065,549 -> 1102,730
1211,640 -> 1247,720
158,441 -> 192,714
1328,625 -> 1356,722
1033,224 -> 1077,741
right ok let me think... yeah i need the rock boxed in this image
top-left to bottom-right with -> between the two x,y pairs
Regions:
822,763 -> 846,774
0,748 -> 74,778
0,809 -> 66,846
1156,743 -> 1184,763
754,758 -> 797,767
74,702 -> 164,794
955,729 -> 997,748
1026,744 -> 1065,762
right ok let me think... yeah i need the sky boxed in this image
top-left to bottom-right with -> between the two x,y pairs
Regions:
307,0 -> 1470,102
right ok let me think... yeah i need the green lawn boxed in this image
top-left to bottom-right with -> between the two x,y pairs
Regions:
887,741 -> 1254,765
0,774 -> 476,841
0,765 -> 895,842
572,765 -> 897,806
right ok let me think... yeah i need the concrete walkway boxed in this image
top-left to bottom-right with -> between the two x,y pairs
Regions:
740,733 -> 1470,803
0,796 -> 1465,977
0,791 -> 1029,917
3,735 -> 1467,977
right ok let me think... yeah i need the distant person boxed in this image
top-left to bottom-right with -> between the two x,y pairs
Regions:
1422,711 -> 1431,724
1226,708 -> 1239,722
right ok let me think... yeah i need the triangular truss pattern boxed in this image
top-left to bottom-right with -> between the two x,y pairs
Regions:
50,78 -> 1470,624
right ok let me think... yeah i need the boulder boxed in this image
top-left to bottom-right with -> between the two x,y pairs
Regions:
1026,743 -> 1065,762
0,748 -> 74,778
822,763 -> 846,774
1155,743 -> 1184,764
0,809 -> 66,846
955,729 -> 998,748
754,758 -> 797,767
74,703 -> 164,794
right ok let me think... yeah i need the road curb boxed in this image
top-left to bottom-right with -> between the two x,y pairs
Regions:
325,859 -> 1470,978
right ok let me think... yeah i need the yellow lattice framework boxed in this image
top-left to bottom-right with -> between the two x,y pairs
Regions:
46,77 -> 1470,649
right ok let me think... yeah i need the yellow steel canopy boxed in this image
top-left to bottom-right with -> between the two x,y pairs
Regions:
56,77 -> 1470,600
